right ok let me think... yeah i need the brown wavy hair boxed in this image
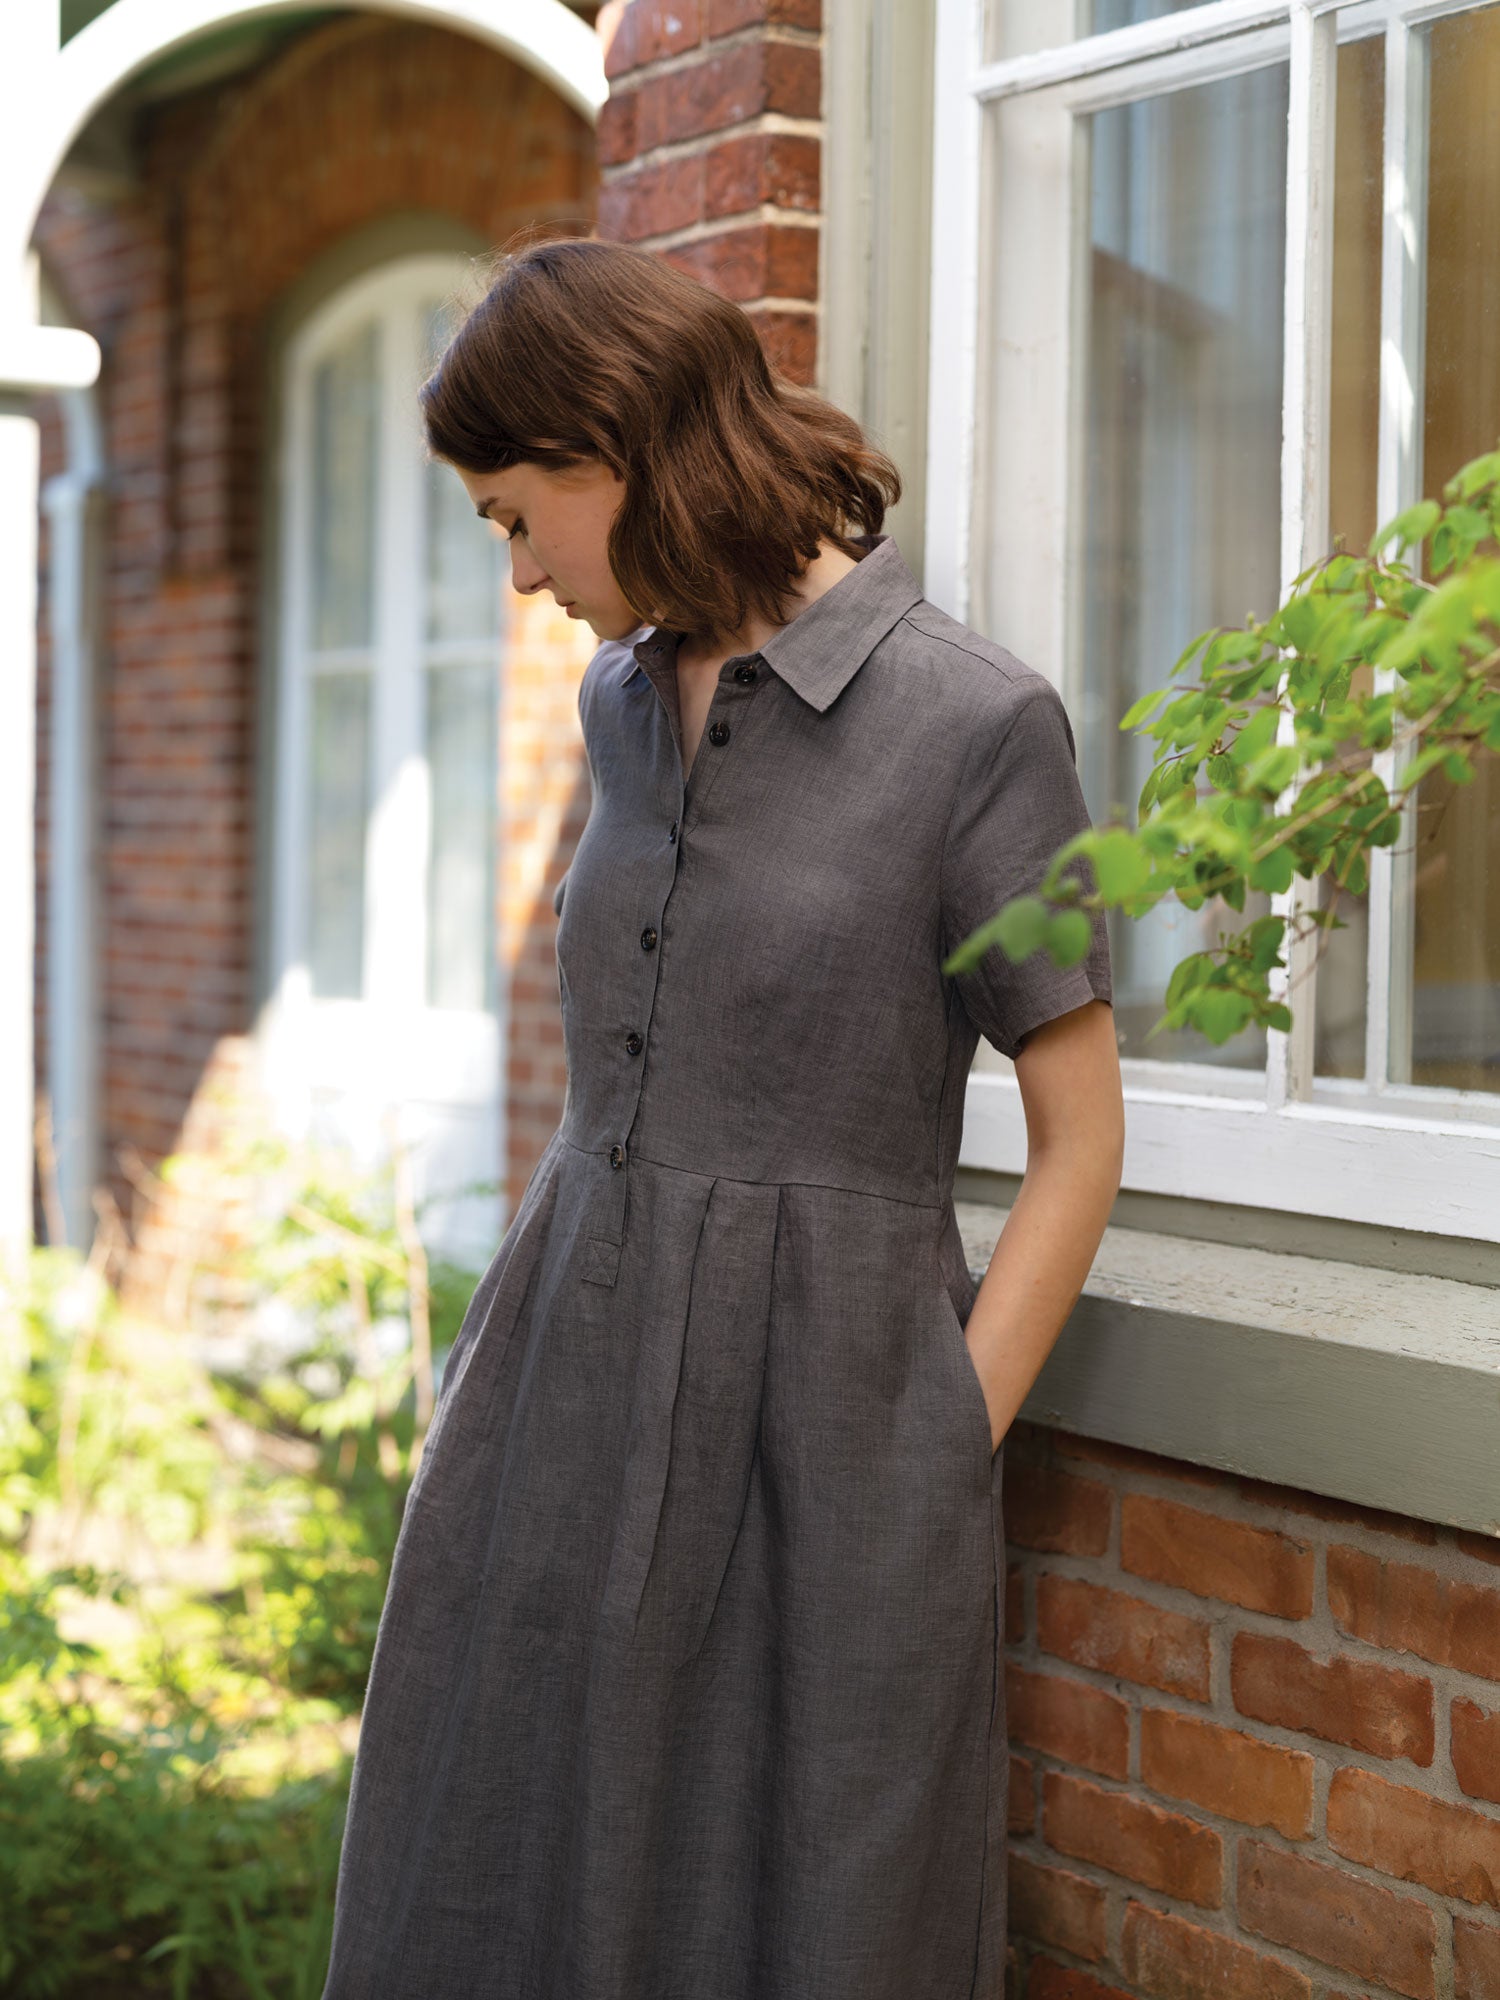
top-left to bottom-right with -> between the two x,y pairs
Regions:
418,234 -> 903,650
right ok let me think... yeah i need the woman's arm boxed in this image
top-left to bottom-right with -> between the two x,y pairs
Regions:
964,997 -> 1125,1452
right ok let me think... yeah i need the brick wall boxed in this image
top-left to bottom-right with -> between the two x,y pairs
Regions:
596,0 -> 821,385
1003,1418 -> 1500,2000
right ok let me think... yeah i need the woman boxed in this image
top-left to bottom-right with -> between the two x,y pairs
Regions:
321,235 -> 1123,2000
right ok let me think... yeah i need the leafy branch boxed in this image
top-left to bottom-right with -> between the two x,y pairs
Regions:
945,444 -> 1500,1047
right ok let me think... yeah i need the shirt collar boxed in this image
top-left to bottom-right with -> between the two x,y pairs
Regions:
616,531 -> 923,714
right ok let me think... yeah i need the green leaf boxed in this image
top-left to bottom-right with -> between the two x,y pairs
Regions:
1119,687 -> 1168,731
1446,449 -> 1500,501
1248,847 -> 1295,894
1089,829 -> 1153,901
1165,952 -> 1213,1009
1227,703 -> 1280,767
1190,987 -> 1255,1044
1369,499 -> 1440,558
1244,744 -> 1299,795
1046,908 -> 1094,967
1244,915 -> 1286,974
993,895 -> 1051,961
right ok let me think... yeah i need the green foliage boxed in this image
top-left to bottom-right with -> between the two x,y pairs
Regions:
942,445 -> 1500,1047
0,1134 -> 488,1995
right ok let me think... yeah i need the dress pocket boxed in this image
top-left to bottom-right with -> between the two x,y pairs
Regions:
937,1286 -> 998,1475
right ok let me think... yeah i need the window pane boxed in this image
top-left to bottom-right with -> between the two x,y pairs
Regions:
987,0 -> 1206,63
421,296 -> 506,643
1314,33 -> 1386,1082
308,672 -> 372,998
1404,2 -> 1500,1093
425,454 -> 504,643
1076,64 -> 1287,1068
311,320 -> 380,652
426,663 -> 499,1012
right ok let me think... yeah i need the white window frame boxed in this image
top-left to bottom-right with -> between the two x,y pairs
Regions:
262,251 -> 506,1264
929,0 -> 1500,1242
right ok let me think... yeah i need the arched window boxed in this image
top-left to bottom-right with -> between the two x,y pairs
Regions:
266,252 -> 506,1261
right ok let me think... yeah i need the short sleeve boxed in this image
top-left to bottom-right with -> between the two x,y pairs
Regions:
940,679 -> 1113,1060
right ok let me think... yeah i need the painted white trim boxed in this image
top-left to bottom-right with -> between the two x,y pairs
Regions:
924,0 -> 983,624
40,402 -> 106,1251
0,408 -> 41,1269
1266,2 -> 1336,1112
973,0 -> 1307,102
961,1070 -> 1500,1240
5,0 -> 604,282
1368,16 -> 1429,1092
0,323 -> 101,394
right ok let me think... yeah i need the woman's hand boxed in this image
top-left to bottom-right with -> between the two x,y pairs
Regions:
964,998 -> 1123,1451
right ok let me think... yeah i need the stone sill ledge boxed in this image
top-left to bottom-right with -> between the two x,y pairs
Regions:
954,1200 -> 1500,1540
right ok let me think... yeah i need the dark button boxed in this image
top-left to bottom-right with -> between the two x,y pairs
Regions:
625,1032 -> 643,1056
708,720 -> 730,746
733,663 -> 757,684
641,926 -> 658,951
668,820 -> 678,843
609,1144 -> 625,1169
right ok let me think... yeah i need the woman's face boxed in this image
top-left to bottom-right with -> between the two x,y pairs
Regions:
451,457 -> 644,641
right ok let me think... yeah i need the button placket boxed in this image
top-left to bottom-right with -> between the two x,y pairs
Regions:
678,654 -> 760,834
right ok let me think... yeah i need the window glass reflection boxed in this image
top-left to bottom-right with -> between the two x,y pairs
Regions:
1076,64 -> 1287,1067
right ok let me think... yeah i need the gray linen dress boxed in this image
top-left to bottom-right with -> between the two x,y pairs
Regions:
321,530 -> 1112,2000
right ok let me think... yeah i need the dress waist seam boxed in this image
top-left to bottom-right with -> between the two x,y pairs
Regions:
556,1133 -> 944,1212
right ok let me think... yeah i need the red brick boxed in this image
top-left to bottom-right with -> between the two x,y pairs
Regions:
741,304 -> 815,383
1456,1915 -> 1500,1999
1025,1959 -> 1133,2000
604,0 -> 703,80
1329,1544 -> 1500,1681
1454,1698 -> 1500,1806
1003,1461 -> 1112,1557
1238,1836 -> 1436,1997
1037,1574 -> 1211,1702
1006,1665 -> 1130,1780
707,0 -> 822,32
664,220 -> 818,302
1009,1753 -> 1036,1836
599,153 -> 707,239
704,130 -> 819,219
1050,1429 -> 1222,1487
598,87 -> 640,168
1453,1528 -> 1500,1571
1121,1899 -> 1311,2000
1005,1562 -> 1026,1644
1327,1766 -> 1500,1909
1007,1853 -> 1107,1962
1237,1474 -> 1438,1543
1231,1630 -> 1434,1763
1121,1494 -> 1314,1618
1139,1706 -> 1313,1839
629,41 -> 820,152
1043,1770 -> 1223,1907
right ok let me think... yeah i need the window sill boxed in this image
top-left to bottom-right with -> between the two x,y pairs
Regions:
960,1070 -> 1500,1245
956,1199 -> 1500,1537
